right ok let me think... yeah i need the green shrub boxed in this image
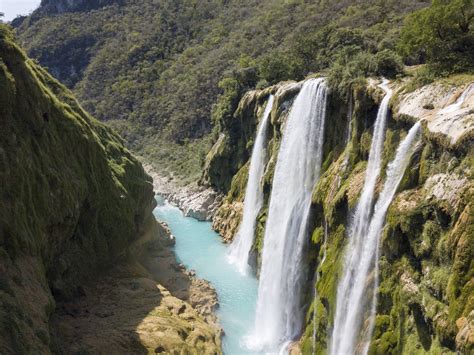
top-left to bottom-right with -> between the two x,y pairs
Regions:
374,49 -> 404,78
398,0 -> 474,74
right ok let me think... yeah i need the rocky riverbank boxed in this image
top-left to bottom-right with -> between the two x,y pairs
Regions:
50,217 -> 222,354
144,164 -> 223,221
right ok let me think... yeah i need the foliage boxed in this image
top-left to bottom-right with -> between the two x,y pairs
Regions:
398,0 -> 474,74
0,23 -> 154,352
16,0 -> 429,181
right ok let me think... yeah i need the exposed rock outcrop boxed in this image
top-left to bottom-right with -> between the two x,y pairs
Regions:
394,79 -> 474,148
51,218 -> 221,354
144,164 -> 223,221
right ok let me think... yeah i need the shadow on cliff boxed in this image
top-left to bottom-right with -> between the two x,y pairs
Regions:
48,217 -> 202,354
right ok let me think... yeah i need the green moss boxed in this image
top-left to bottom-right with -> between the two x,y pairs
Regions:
301,224 -> 346,351
360,130 -> 372,158
0,24 -> 154,353
226,162 -> 250,202
311,227 -> 324,245
253,209 -> 267,256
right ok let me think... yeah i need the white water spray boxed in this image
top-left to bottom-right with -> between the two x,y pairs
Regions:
361,121 -> 421,354
439,83 -> 474,115
341,93 -> 354,174
228,95 -> 274,274
247,78 -> 328,352
331,80 -> 392,354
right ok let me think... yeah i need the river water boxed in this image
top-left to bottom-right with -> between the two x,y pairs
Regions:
153,197 -> 260,354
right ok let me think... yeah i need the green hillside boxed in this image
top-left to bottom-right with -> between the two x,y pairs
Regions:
14,0 -> 431,184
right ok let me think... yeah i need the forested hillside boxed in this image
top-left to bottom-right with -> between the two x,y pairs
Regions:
14,0 -> 431,183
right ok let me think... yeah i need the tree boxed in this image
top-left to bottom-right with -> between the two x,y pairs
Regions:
398,0 -> 474,73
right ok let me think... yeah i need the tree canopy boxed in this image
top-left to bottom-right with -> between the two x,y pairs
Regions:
398,0 -> 474,73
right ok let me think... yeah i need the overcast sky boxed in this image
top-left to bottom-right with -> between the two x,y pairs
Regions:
1,0 -> 41,21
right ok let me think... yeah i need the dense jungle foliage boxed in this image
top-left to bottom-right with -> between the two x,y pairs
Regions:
12,0 -> 472,183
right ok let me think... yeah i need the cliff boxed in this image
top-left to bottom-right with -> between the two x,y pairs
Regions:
0,25 -> 220,354
202,73 -> 474,353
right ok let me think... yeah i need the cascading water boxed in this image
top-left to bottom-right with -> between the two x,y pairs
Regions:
331,80 -> 392,355
247,78 -> 328,352
342,93 -> 353,167
228,95 -> 274,274
439,83 -> 474,114
362,121 -> 421,354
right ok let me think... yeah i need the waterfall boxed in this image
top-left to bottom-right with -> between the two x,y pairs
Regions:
331,80 -> 392,354
228,95 -> 274,274
341,93 -> 353,174
247,78 -> 328,352
439,83 -> 474,114
362,121 -> 421,353
345,93 -> 353,149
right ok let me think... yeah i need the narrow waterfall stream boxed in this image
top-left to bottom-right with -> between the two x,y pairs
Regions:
331,80 -> 392,355
342,93 -> 353,169
363,121 -> 422,353
439,83 -> 474,114
228,95 -> 274,274
248,78 -> 328,352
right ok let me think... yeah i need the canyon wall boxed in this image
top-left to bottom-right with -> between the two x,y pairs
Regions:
0,26 -> 220,354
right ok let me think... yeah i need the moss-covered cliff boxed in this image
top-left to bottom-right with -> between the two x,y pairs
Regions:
203,73 -> 473,353
0,25 -> 220,354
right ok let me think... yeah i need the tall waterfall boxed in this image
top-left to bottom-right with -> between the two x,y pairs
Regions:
228,95 -> 274,274
331,80 -> 392,354
342,93 -> 353,169
247,78 -> 328,352
362,121 -> 421,353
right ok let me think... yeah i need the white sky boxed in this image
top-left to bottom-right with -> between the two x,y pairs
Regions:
1,0 -> 41,22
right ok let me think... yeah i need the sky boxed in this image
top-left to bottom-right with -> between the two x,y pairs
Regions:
1,0 -> 41,22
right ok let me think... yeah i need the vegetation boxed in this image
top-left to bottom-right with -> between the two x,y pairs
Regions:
398,0 -> 474,74
14,0 -> 430,182
0,23 -> 154,352
207,68 -> 473,352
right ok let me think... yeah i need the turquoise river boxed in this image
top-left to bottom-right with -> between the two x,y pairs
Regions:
153,197 -> 260,354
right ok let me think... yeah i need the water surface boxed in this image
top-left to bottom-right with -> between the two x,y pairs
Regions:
153,197 -> 260,354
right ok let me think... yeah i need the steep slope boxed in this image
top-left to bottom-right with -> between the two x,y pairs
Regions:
13,0 -> 429,183
0,25 -> 220,354
203,74 -> 474,353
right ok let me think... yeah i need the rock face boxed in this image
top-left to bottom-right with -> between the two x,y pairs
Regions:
168,187 -> 222,221
51,218 -> 221,354
145,165 -> 222,221
203,73 -> 473,353
0,26 -> 220,354
395,79 -> 474,147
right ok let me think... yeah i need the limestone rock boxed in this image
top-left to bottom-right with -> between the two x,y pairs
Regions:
456,311 -> 474,352
395,81 -> 474,147
144,164 -> 223,221
423,173 -> 468,210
